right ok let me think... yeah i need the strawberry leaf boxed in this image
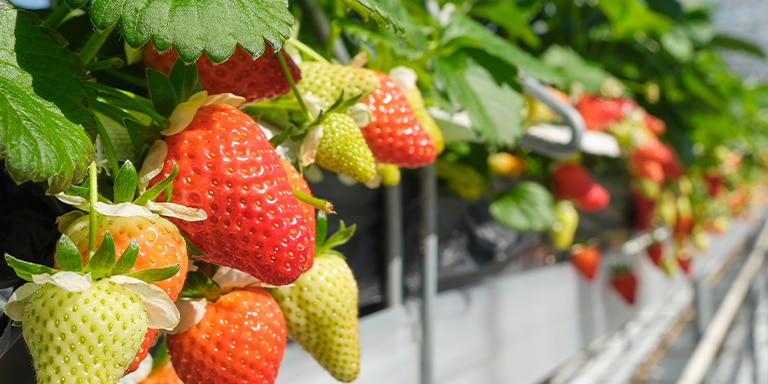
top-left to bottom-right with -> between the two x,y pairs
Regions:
0,9 -> 95,194
125,264 -> 181,284
489,182 -> 555,231
111,239 -> 140,276
433,53 -> 524,146
318,221 -> 356,255
84,232 -> 117,279
82,0 -> 294,63
168,60 -> 202,105
55,235 -> 84,273
341,0 -> 403,32
113,160 -> 138,204
4,254 -> 59,282
147,68 -> 178,118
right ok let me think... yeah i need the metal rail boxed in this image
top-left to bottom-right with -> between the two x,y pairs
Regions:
677,218 -> 768,384
419,164 -> 438,384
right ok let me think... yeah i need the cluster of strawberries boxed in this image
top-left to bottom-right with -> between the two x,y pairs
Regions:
3,43 -> 446,384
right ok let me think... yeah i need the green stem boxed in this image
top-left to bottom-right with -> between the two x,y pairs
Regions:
287,39 -> 330,64
42,2 -> 73,29
276,52 -> 313,121
78,23 -> 117,64
93,115 -> 120,177
88,162 -> 98,260
86,57 -> 124,72
294,189 -> 334,214
101,68 -> 150,89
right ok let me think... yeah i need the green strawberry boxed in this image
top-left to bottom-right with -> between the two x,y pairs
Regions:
269,217 -> 360,382
377,163 -> 401,186
296,61 -> 380,110
23,278 -> 149,383
550,200 -> 579,251
313,112 -> 377,183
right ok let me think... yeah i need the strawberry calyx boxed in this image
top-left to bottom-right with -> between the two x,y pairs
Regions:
609,263 -> 633,277
314,212 -> 357,258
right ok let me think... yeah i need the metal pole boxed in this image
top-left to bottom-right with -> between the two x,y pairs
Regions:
384,185 -> 403,308
420,164 -> 438,384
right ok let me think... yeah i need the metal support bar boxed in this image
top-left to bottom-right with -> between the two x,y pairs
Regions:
384,185 -> 403,308
677,219 -> 768,384
420,164 -> 438,384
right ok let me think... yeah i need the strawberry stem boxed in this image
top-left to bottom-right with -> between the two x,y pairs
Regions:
276,52 -> 313,122
287,39 -> 330,64
93,115 -> 120,177
88,161 -> 98,259
293,189 -> 335,214
78,23 -> 117,64
41,2 -> 73,29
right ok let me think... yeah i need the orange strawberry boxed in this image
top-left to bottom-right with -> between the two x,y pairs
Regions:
575,94 -> 636,131
570,244 -> 601,281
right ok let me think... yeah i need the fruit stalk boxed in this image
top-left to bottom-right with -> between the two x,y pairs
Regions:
276,49 -> 313,121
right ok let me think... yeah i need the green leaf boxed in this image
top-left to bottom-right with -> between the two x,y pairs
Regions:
135,163 -> 178,204
489,182 -> 555,232
179,269 -> 221,300
113,160 -> 138,203
0,9 -> 95,193
84,232 -> 117,279
110,239 -> 139,275
319,221 -> 356,254
147,68 -> 178,118
540,45 -> 613,93
598,0 -> 672,39
340,0 -> 403,32
440,12 -> 563,84
469,2 -> 540,48
125,264 -> 181,283
83,0 -> 294,63
709,34 -> 766,58
169,60 -> 202,105
5,254 -> 59,282
315,211 -> 328,248
55,235 -> 84,272
434,53 -> 523,146
661,27 -> 694,62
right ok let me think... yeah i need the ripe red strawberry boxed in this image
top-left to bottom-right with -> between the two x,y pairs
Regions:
551,163 -> 610,212
143,43 -> 301,103
63,215 -> 188,374
643,113 -> 666,135
631,139 -> 683,180
646,242 -> 664,267
575,94 -> 636,131
148,103 -> 313,286
676,248 -> 693,275
632,189 -> 656,230
570,244 -> 601,281
362,71 -> 437,168
610,264 -> 638,305
703,172 -> 724,197
281,159 -> 316,270
629,159 -> 665,185
166,288 -> 287,383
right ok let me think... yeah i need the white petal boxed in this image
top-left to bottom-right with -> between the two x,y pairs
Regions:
365,174 -> 382,189
111,275 -> 180,330
137,140 -> 168,192
117,354 -> 153,384
337,173 -> 358,186
162,91 -> 208,136
299,124 -> 324,167
348,103 -> 373,128
389,66 -> 417,93
3,283 -> 42,321
303,93 -> 324,119
55,193 -> 89,210
168,298 -> 207,335
203,93 -> 246,108
212,266 -> 266,292
146,201 -> 207,221
32,272 -> 92,292
94,202 -> 159,219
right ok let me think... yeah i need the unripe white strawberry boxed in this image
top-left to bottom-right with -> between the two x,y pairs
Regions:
23,278 -> 149,383
296,62 -> 380,110
269,252 -> 360,382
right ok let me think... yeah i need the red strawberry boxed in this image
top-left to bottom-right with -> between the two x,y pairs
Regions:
149,104 -> 313,286
632,189 -> 656,230
629,159 -> 665,185
631,139 -> 683,180
144,43 -> 301,103
646,242 -> 664,267
703,172 -> 724,197
643,113 -> 666,135
575,94 -> 636,131
676,248 -> 693,275
570,244 -> 601,281
166,288 -> 287,383
610,264 -> 638,305
673,196 -> 694,244
281,159 -> 316,270
362,71 -> 437,168
551,163 -> 610,212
